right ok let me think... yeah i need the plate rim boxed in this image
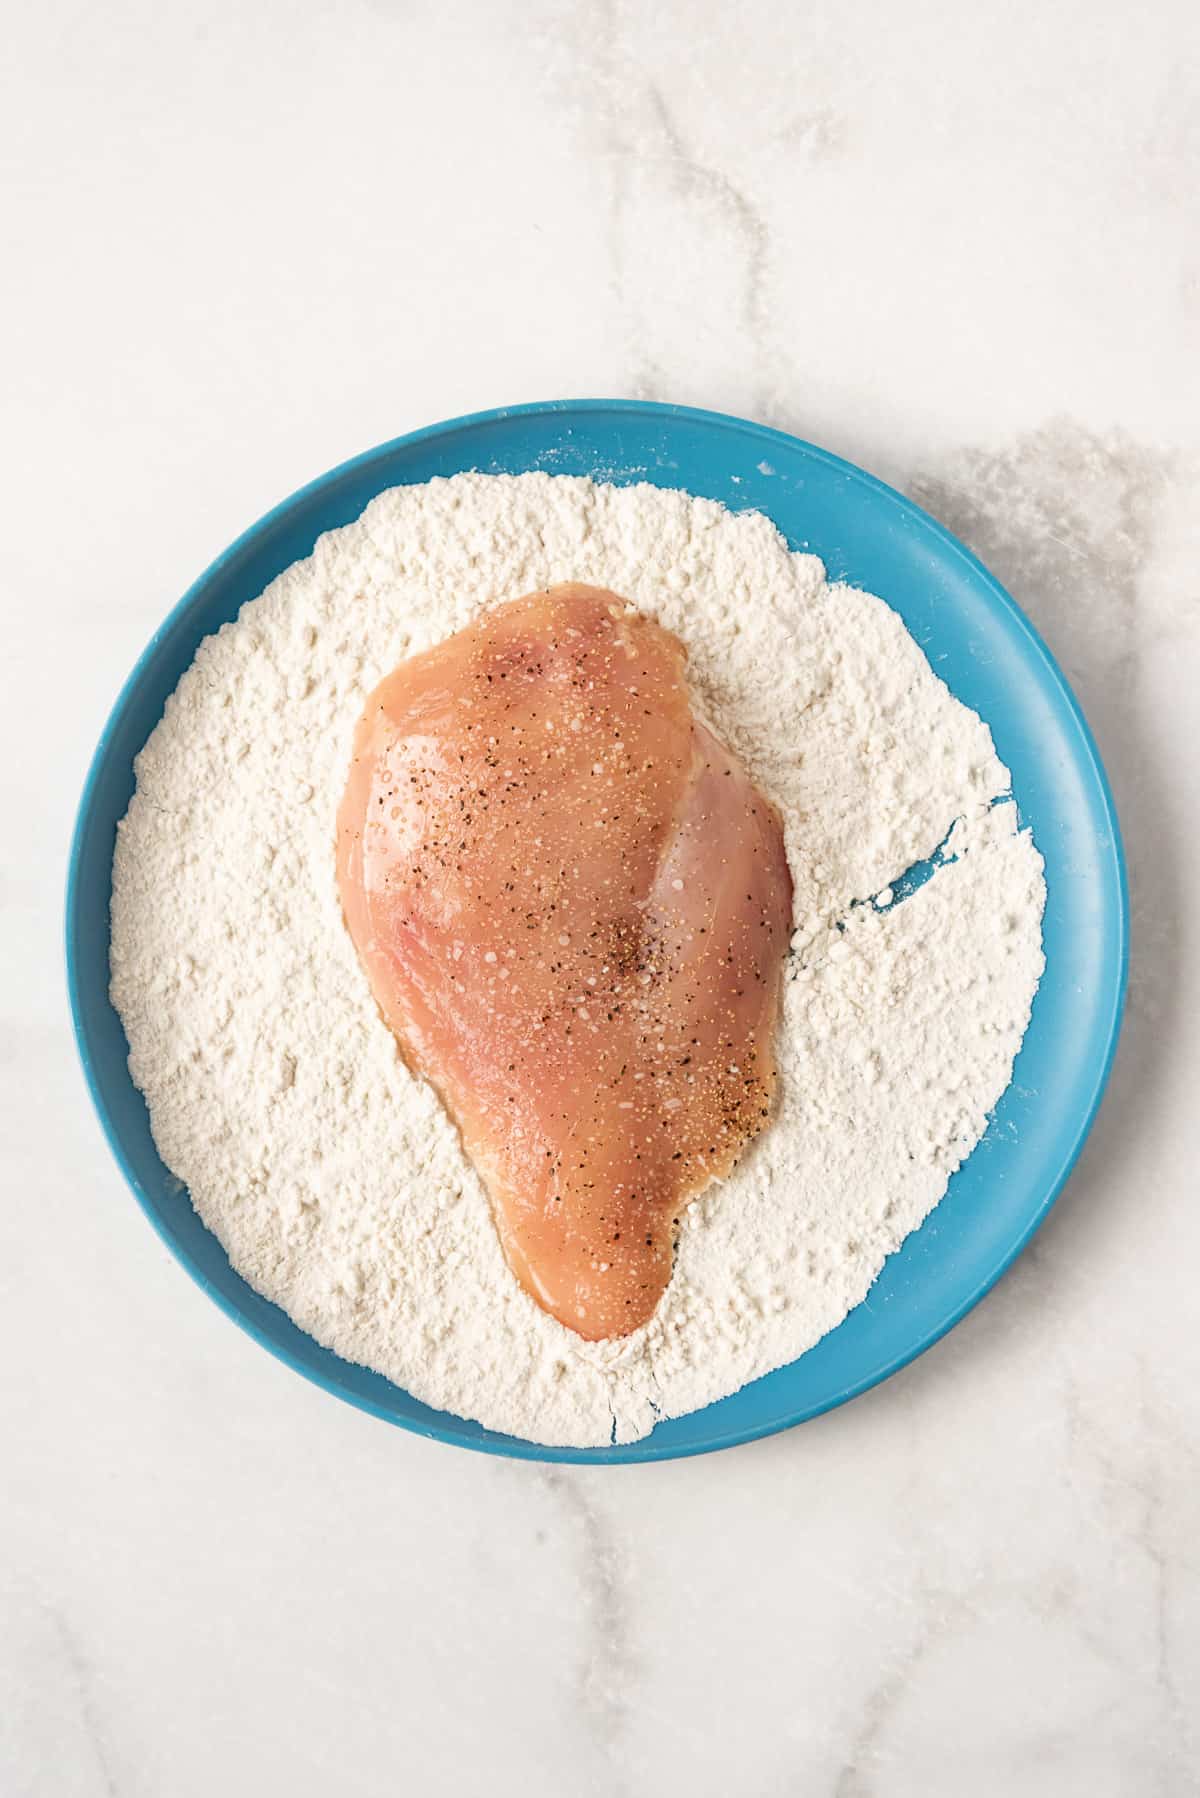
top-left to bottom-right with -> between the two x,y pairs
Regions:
65,397 -> 1130,1463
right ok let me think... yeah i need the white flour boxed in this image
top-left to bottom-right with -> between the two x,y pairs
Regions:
110,474 -> 1045,1447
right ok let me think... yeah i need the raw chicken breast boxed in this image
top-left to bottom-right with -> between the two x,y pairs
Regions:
337,584 -> 792,1339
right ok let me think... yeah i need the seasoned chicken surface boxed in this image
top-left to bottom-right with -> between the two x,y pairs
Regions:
337,584 -> 792,1338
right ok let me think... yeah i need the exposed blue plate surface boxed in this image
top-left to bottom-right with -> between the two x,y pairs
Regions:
66,400 -> 1127,1462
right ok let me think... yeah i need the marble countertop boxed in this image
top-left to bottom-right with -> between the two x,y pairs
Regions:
4,3 -> 1198,1793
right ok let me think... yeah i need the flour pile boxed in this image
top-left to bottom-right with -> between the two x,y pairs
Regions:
111,474 -> 1045,1446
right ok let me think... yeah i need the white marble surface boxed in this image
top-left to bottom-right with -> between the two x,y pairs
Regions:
3,2 -> 1199,1792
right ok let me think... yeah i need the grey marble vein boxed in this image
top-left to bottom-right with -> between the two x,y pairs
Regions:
641,83 -> 771,356
53,1610 -> 121,1798
833,1588 -> 969,1798
1063,1362 -> 1198,1788
563,0 -> 790,415
537,1468 -> 634,1787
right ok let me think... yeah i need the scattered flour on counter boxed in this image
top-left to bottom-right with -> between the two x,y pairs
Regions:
110,474 -> 1045,1447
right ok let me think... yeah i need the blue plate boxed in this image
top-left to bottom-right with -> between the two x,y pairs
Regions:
66,400 -> 1128,1463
